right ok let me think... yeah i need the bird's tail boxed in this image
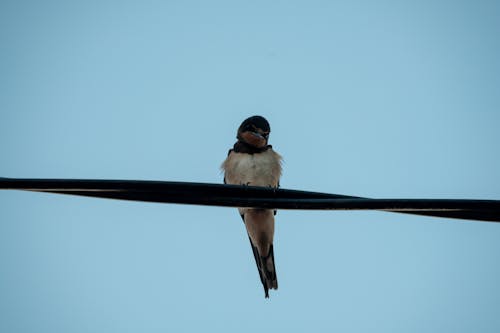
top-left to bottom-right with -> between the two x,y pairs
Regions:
249,238 -> 278,298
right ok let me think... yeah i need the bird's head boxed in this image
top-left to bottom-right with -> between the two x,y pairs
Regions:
237,116 -> 271,148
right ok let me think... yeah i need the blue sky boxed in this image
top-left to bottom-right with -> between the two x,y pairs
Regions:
1,1 -> 500,332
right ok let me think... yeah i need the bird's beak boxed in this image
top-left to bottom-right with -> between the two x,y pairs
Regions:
252,132 -> 264,139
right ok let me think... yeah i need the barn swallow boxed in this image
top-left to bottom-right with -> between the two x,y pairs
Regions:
221,115 -> 282,298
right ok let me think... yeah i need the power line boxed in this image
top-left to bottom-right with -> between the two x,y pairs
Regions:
1,177 -> 499,222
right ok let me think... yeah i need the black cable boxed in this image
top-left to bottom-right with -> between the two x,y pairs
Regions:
1,177 -> 499,222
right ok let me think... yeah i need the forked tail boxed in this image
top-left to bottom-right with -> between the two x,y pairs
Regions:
249,238 -> 278,298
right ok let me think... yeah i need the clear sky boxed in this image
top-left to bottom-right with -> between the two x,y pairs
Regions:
1,1 -> 500,332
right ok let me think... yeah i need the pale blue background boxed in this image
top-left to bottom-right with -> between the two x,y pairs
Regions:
1,1 -> 500,332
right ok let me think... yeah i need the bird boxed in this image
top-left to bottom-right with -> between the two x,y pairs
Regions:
221,115 -> 282,298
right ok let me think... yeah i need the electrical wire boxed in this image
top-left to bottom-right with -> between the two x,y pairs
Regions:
1,177 -> 499,222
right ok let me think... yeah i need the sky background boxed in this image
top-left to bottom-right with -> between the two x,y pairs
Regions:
1,0 -> 500,332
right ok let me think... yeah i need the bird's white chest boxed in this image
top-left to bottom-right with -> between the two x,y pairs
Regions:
223,150 -> 281,187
